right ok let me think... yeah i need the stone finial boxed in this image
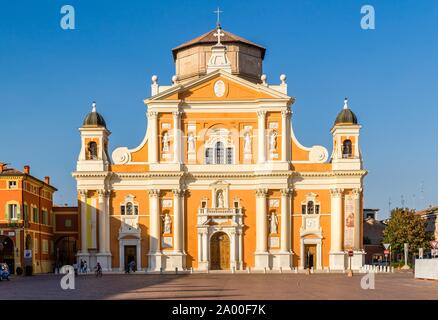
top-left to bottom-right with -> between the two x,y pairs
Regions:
280,74 -> 287,85
343,97 -> 349,109
261,74 -> 267,86
172,75 -> 178,85
91,101 -> 96,112
151,75 -> 158,85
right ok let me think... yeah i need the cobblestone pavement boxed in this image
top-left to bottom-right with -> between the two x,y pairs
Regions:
1,272 -> 437,300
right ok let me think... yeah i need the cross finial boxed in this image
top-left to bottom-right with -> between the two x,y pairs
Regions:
214,7 -> 223,27
214,25 -> 225,45
92,101 -> 96,112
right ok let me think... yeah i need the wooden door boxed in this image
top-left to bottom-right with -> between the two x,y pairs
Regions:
305,244 -> 317,269
210,232 -> 230,270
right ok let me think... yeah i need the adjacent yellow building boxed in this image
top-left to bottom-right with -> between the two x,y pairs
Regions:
73,25 -> 367,272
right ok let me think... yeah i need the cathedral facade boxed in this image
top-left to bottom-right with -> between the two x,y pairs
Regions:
73,25 -> 366,272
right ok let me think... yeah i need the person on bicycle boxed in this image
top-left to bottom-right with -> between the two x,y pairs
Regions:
95,262 -> 102,277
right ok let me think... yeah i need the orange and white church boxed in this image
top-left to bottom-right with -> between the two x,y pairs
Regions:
73,24 -> 367,272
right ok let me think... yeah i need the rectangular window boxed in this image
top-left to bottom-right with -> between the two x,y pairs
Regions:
135,205 -> 139,215
301,204 -> 306,215
121,205 -> 125,215
8,181 -> 17,189
315,205 -> 320,214
33,207 -> 39,223
65,219 -> 72,227
205,148 -> 213,164
216,145 -> 224,164
42,210 -> 48,225
42,239 -> 48,254
226,148 -> 233,164
8,204 -> 18,220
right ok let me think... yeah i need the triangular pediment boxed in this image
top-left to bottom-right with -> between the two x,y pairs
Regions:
146,70 -> 291,103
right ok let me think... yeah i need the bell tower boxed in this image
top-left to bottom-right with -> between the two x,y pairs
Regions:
331,98 -> 362,171
77,101 -> 111,172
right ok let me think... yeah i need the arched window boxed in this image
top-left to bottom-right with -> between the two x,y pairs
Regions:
307,201 -> 314,215
88,141 -> 98,160
342,139 -> 352,158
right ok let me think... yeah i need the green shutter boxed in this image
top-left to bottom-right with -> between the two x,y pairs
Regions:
17,204 -> 20,220
4,204 -> 8,220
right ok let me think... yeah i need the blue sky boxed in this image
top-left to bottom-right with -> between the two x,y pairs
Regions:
1,0 -> 437,218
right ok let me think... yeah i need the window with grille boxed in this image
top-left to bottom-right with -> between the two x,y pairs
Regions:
215,142 -> 224,164
205,148 -> 213,164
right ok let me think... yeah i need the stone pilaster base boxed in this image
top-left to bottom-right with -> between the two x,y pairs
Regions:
165,252 -> 186,271
147,252 -> 164,272
350,250 -> 365,270
254,251 -> 270,270
76,252 -> 90,270
274,251 -> 293,270
198,260 -> 209,271
329,251 -> 346,271
96,252 -> 112,271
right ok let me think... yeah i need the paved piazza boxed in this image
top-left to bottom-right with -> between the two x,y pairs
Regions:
1,272 -> 437,300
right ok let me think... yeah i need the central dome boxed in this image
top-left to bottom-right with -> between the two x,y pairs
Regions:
83,102 -> 107,128
172,27 -> 266,83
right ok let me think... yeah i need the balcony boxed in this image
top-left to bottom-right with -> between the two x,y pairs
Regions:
198,207 -> 242,216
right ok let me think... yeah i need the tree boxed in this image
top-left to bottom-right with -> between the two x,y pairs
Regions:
383,207 -> 431,255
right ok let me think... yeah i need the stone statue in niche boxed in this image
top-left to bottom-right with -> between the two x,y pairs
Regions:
269,211 -> 278,234
162,213 -> 172,234
188,133 -> 196,152
162,132 -> 169,153
216,191 -> 224,208
244,131 -> 251,153
269,130 -> 277,151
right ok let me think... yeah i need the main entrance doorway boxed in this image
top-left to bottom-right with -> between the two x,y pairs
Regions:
124,245 -> 137,271
0,236 -> 14,274
210,232 -> 230,270
304,244 -> 317,269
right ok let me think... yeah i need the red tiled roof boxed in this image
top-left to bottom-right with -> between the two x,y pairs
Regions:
172,28 -> 266,59
416,206 -> 438,216
0,167 -> 23,175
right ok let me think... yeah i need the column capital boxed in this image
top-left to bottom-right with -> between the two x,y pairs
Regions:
148,110 -> 158,118
79,189 -> 88,198
148,189 -> 160,197
352,188 -> 362,197
172,110 -> 182,117
281,109 -> 291,117
256,188 -> 268,197
281,188 -> 292,196
330,188 -> 344,198
257,110 -> 267,118
172,189 -> 183,197
98,189 -> 106,201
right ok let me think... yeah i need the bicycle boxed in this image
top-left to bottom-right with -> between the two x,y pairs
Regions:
95,268 -> 103,277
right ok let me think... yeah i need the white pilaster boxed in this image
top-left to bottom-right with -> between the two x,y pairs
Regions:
148,111 -> 158,164
98,190 -> 106,253
96,190 -> 111,271
257,110 -> 266,164
281,109 -> 291,162
353,188 -> 361,250
173,111 -> 182,163
168,189 -> 186,270
255,188 -> 269,269
79,189 -> 88,253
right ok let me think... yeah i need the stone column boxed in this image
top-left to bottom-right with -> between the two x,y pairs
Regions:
148,189 -> 161,253
257,110 -> 266,164
98,190 -> 106,253
173,111 -> 182,163
353,188 -> 362,250
148,189 -> 162,271
104,190 -> 111,253
255,188 -> 269,269
281,109 -> 291,162
329,188 -> 345,270
79,189 -> 88,253
280,188 -> 291,252
330,188 -> 343,252
148,111 -> 158,163
173,189 -> 183,253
